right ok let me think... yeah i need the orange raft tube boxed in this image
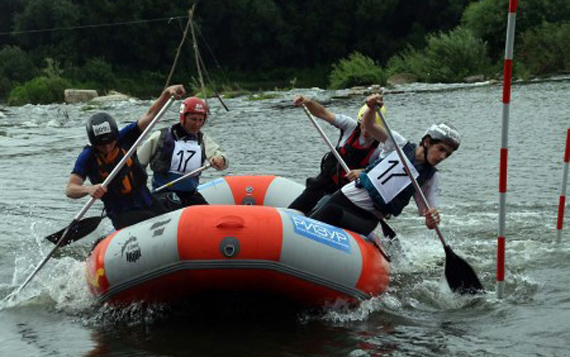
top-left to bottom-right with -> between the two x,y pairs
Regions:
85,176 -> 391,307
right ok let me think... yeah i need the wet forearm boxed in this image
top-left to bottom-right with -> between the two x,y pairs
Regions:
66,183 -> 90,199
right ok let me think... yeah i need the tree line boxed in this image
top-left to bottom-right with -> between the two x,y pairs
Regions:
0,0 -> 569,104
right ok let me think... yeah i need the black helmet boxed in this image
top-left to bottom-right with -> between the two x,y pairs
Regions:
422,122 -> 461,150
86,113 -> 118,146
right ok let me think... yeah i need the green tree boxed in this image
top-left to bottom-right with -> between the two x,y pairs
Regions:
0,0 -> 26,47
519,22 -> 570,75
74,1 -> 187,73
198,0 -> 286,70
0,46 -> 37,97
13,0 -> 81,64
462,0 -> 570,61
388,27 -> 490,83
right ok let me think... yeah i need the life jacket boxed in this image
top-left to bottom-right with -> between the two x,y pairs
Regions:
149,125 -> 206,192
357,142 -> 437,217
87,145 -> 150,217
321,124 -> 379,187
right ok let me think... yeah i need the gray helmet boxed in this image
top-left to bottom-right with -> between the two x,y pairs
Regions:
86,112 -> 118,146
423,122 -> 461,150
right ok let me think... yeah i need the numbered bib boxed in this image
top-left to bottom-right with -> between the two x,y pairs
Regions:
366,150 -> 419,203
170,141 -> 202,175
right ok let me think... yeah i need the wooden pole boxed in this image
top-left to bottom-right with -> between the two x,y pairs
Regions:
164,6 -> 193,89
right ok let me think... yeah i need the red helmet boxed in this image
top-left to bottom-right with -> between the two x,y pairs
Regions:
179,97 -> 208,123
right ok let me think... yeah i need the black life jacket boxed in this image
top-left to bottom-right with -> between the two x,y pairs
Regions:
321,124 -> 380,186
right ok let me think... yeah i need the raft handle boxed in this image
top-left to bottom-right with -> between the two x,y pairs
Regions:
216,216 -> 245,229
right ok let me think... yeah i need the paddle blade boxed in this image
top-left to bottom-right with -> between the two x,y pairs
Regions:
378,218 -> 396,239
45,216 -> 102,246
444,245 -> 484,295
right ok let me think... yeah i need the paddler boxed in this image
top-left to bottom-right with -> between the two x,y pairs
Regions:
65,85 -> 186,229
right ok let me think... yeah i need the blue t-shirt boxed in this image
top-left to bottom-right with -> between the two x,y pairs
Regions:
71,122 -> 152,218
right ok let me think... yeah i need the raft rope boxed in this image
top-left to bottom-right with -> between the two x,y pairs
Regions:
196,26 -> 233,89
497,0 -> 519,299
556,129 -> 570,243
186,7 -> 229,112
0,16 -> 188,36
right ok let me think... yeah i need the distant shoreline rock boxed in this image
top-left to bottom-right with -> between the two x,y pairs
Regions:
64,89 -> 131,103
90,91 -> 131,103
64,89 -> 99,103
387,73 -> 418,86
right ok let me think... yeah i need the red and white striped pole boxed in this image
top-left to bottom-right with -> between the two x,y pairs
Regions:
556,129 -> 570,243
497,0 -> 518,299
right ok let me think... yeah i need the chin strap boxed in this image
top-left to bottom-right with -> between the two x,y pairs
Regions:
422,141 -> 432,166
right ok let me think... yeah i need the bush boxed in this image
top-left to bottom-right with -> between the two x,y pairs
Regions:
519,22 -> 570,75
113,70 -> 165,98
68,57 -> 116,93
328,52 -> 386,89
7,75 -> 71,105
387,27 -> 491,83
386,47 -> 424,78
0,46 -> 38,98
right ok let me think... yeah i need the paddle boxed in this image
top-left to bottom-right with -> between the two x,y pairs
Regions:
373,105 -> 484,294
7,96 -> 177,300
301,104 -> 350,173
45,215 -> 103,246
152,162 -> 212,193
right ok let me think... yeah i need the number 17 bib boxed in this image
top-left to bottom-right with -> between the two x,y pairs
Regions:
170,140 -> 202,174
365,150 -> 419,203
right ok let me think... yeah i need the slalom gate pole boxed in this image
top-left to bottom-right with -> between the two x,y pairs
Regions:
556,129 -> 570,243
497,0 -> 519,299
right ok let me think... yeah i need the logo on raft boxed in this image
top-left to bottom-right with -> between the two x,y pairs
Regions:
150,218 -> 171,238
120,235 -> 142,263
286,213 -> 352,253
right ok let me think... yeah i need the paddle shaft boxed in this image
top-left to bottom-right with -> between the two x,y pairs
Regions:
302,104 -> 351,174
374,107 -> 447,247
153,163 -> 211,193
11,96 -> 176,297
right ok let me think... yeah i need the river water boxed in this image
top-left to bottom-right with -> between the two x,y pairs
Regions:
1,78 -> 569,356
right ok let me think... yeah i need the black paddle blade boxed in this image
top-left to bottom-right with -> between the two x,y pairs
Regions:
45,216 -> 103,246
444,245 -> 484,295
378,218 -> 396,239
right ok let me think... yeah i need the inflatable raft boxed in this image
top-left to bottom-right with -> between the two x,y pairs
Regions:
85,176 -> 391,307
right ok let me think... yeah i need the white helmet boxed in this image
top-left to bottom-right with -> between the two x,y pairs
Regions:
423,123 -> 461,150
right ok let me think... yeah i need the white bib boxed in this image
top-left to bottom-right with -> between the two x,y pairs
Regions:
366,150 -> 419,203
169,140 -> 202,174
